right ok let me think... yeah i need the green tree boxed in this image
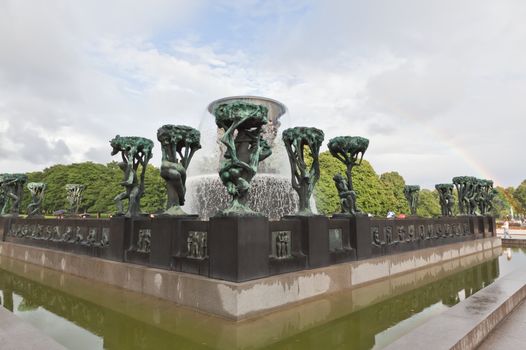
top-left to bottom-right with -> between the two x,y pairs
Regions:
416,189 -> 441,217
379,171 -> 410,214
312,151 -> 396,216
491,186 -> 523,219
512,180 -> 526,214
18,161 -> 166,215
141,165 -> 167,214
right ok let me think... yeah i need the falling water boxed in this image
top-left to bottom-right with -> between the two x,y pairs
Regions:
183,96 -> 317,220
182,174 -> 299,220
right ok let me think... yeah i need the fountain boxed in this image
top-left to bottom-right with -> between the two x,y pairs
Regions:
182,96 -> 302,220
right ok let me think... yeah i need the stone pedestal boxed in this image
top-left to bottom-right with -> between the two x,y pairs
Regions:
328,217 -> 356,263
268,219 -> 306,275
172,219 -> 209,277
0,217 -> 11,241
469,216 -> 484,239
487,216 -> 497,237
125,217 -> 152,265
104,216 -> 128,261
350,215 -> 372,259
149,216 -> 199,269
481,216 -> 491,238
286,215 -> 330,269
149,217 -> 175,268
208,216 -> 270,282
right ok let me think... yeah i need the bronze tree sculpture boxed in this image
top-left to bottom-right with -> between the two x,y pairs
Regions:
435,183 -> 454,216
157,125 -> 201,216
283,127 -> 325,215
65,184 -> 85,215
466,178 -> 481,215
110,135 -> 154,217
477,179 -> 494,215
453,176 -> 493,215
0,173 -> 27,216
213,101 -> 271,216
27,182 -> 46,217
453,176 -> 473,215
404,185 -> 420,216
327,136 -> 369,215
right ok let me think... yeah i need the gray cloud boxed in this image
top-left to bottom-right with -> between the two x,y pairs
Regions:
4,126 -> 71,164
1,0 -> 525,189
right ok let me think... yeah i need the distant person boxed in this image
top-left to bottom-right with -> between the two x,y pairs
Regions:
387,211 -> 395,219
503,218 -> 511,238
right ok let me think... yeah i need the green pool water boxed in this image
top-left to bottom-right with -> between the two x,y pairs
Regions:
1,246 -> 525,350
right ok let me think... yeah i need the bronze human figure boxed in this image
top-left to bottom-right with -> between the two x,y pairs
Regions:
213,101 -> 271,216
65,184 -> 85,215
157,125 -> 201,216
435,183 -> 454,216
283,127 -> 324,215
404,185 -> 420,216
0,173 -> 27,216
110,135 -> 154,217
27,182 -> 46,217
327,136 -> 369,215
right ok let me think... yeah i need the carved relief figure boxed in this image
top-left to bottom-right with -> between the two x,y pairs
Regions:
137,229 -> 151,253
275,231 -> 290,258
187,231 -> 207,259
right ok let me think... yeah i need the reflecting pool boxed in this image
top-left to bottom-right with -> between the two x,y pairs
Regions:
1,246 -> 525,350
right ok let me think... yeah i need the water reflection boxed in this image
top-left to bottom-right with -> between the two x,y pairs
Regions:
0,247 -> 519,350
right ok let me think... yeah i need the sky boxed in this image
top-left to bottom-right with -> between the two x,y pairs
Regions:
1,0 -> 525,189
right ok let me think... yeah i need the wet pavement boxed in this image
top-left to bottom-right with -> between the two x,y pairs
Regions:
477,299 -> 526,349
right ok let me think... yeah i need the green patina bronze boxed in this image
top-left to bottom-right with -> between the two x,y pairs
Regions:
453,176 -> 478,215
65,184 -> 85,215
403,185 -> 420,216
477,179 -> 495,215
0,182 -> 5,215
327,136 -> 369,215
0,173 -> 27,216
27,182 -> 47,217
443,177 -> 495,216
213,101 -> 271,216
157,124 -> 201,216
110,135 -> 154,217
435,183 -> 454,217
283,127 -> 325,215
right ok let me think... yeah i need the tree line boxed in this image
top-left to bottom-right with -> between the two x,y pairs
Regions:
313,151 -> 522,218
14,155 -> 523,218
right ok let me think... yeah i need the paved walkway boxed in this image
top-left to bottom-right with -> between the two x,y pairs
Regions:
383,266 -> 526,350
478,300 -> 526,349
497,228 -> 526,238
0,306 -> 66,350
